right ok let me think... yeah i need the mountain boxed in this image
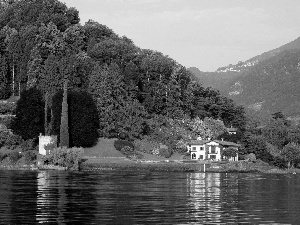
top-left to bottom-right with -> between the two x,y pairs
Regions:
189,36 -> 300,121
217,36 -> 300,73
228,49 -> 300,119
188,68 -> 239,94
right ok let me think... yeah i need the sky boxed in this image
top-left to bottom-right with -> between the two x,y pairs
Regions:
62,0 -> 300,72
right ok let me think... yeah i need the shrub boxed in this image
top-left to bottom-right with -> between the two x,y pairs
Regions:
0,116 -> 14,128
52,90 -> 99,147
0,148 -> 9,161
0,130 -> 10,147
19,138 -> 38,152
40,147 -> 84,170
120,146 -> 144,159
7,151 -> 21,163
133,139 -> 160,154
114,140 -> 134,151
4,133 -> 23,150
11,88 -> 44,140
272,156 -> 286,168
0,102 -> 16,114
0,131 -> 23,149
244,153 -> 256,162
158,147 -> 172,158
22,150 -> 37,162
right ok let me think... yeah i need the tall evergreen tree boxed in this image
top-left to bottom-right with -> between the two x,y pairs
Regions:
59,79 -> 69,147
11,87 -> 44,140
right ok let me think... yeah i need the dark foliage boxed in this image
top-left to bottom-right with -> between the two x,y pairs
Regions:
52,90 -> 99,147
114,139 -> 134,151
271,156 -> 287,169
22,150 -> 37,162
18,138 -> 38,151
0,102 -> 16,114
7,151 -> 21,162
11,88 -> 44,140
59,81 -> 69,147
158,147 -> 172,158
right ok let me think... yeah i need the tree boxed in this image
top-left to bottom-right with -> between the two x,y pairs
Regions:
281,142 -> 300,169
262,118 -> 289,149
89,62 -> 146,139
203,117 -> 227,139
240,133 -> 273,162
59,79 -> 69,147
11,87 -> 44,140
222,147 -> 238,159
52,89 -> 99,147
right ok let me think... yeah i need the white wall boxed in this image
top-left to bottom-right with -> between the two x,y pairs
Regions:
39,134 -> 57,155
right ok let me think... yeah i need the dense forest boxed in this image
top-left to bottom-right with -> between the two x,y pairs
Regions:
0,0 -> 299,168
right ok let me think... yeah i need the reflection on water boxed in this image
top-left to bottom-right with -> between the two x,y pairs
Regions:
187,173 -> 222,223
37,170 -> 68,223
0,170 -> 300,224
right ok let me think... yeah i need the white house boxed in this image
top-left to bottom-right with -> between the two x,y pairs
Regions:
187,140 -> 239,161
227,127 -> 238,135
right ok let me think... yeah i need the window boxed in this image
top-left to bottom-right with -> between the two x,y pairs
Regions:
192,153 -> 196,159
210,155 -> 216,159
200,147 -> 204,150
192,147 -> 196,151
199,155 -> 203,159
211,146 -> 216,154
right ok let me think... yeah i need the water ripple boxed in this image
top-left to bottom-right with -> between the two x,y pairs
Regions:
0,170 -> 299,224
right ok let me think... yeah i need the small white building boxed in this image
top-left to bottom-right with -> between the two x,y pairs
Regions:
227,127 -> 238,135
39,134 -> 57,155
187,140 -> 239,161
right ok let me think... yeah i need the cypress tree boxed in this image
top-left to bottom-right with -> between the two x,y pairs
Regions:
11,88 -> 44,140
59,79 -> 69,147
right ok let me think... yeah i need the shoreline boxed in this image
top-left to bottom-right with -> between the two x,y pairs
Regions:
1,158 -> 299,174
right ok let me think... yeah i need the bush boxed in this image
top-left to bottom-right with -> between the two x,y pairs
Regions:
133,139 -> 160,154
114,141 -> 144,159
158,147 -> 172,158
114,140 -> 134,151
0,130 -> 10,147
39,147 -> 84,170
0,131 -> 23,149
272,156 -> 287,168
4,133 -> 23,150
7,151 -> 21,163
0,102 -> 16,114
0,115 -> 14,128
120,146 -> 144,160
11,88 -> 44,140
22,150 -> 37,162
19,138 -> 38,152
51,90 -> 99,147
0,148 -> 9,161
244,153 -> 256,162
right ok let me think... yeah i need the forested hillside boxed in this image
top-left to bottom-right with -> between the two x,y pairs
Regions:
0,0 -> 245,146
0,0 -> 299,169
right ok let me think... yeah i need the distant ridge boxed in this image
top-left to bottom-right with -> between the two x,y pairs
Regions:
188,35 -> 300,121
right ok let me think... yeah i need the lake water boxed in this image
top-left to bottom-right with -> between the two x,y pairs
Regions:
0,170 -> 300,224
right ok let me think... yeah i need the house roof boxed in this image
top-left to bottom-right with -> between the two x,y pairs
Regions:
188,140 -> 210,145
213,140 -> 240,147
227,127 -> 238,132
188,139 -> 240,147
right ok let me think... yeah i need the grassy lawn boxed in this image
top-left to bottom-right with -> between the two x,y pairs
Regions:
82,138 -> 185,166
83,138 -> 125,158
